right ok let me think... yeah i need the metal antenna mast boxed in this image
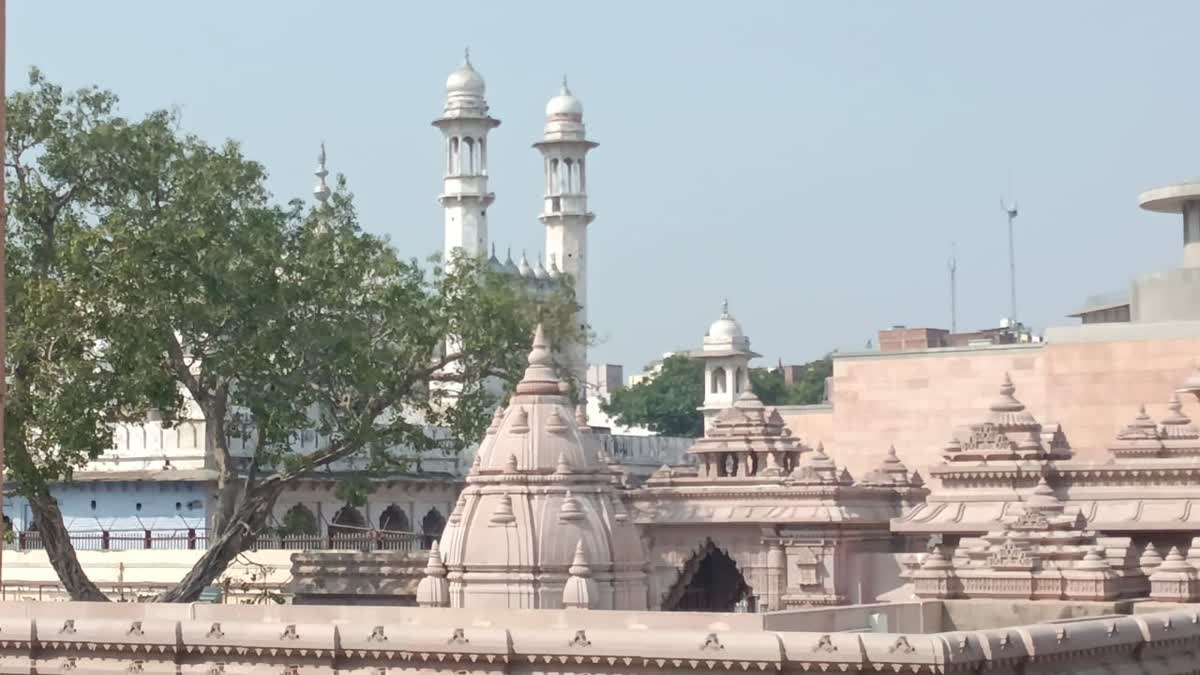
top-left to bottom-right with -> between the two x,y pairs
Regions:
949,242 -> 958,333
1002,173 -> 1019,326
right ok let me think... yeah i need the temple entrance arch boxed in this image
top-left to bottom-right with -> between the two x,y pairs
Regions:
662,539 -> 754,612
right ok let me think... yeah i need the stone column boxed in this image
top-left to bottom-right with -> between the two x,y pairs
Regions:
766,541 -> 787,611
1185,201 -> 1200,267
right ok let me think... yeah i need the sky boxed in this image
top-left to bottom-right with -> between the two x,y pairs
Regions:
9,1 -> 1200,373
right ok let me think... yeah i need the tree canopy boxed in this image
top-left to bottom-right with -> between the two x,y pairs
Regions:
601,355 -> 706,437
4,69 -> 583,602
601,355 -> 832,438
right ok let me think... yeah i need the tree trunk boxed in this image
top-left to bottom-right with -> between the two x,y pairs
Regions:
205,394 -> 242,538
153,480 -> 284,603
26,490 -> 110,602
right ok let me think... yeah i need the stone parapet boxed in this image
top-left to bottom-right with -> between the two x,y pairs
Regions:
0,603 -> 1198,673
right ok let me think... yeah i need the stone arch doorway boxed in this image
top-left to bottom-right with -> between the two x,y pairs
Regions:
662,539 -> 754,612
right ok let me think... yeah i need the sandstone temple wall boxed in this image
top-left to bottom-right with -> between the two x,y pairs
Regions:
779,330 -> 1200,480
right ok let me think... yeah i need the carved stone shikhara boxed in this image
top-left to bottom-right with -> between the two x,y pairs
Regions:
903,372 -> 1200,603
424,325 -> 648,610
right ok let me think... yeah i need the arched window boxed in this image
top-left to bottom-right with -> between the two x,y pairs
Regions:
378,504 -> 410,532
711,367 -> 727,394
734,368 -> 743,393
478,137 -> 487,172
564,158 -> 575,193
279,504 -> 318,537
421,507 -> 447,550
549,158 -> 560,194
329,505 -> 366,537
449,137 -> 460,175
463,137 -> 476,175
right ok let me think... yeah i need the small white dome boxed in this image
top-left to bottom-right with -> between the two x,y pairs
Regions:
545,78 -> 583,118
706,301 -> 744,340
517,252 -> 535,278
446,59 -> 485,96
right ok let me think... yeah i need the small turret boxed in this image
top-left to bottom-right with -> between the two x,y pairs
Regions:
561,540 -> 597,609
415,540 -> 450,607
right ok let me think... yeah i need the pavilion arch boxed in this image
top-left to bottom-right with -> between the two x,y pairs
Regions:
449,137 -> 461,175
711,367 -> 728,394
280,504 -> 318,537
463,137 -> 476,174
421,507 -> 447,549
378,504 -> 410,532
661,538 -> 754,612
329,505 -> 367,536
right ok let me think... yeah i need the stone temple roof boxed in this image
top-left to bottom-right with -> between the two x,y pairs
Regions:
434,325 -> 648,610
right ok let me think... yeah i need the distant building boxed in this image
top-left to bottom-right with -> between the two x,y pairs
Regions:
877,321 -> 1037,353
1067,180 -> 1200,325
1068,290 -> 1132,324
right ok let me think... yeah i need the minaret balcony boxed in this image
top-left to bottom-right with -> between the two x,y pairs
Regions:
543,193 -> 587,211
441,175 -> 490,195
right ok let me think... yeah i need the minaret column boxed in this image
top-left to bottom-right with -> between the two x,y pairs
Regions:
434,50 -> 500,267
535,77 -> 597,391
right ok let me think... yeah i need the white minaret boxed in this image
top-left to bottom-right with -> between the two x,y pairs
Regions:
313,142 -> 331,206
434,50 -> 500,265
536,77 -> 597,390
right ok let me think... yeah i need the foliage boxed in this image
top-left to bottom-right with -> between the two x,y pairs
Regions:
751,357 -> 832,406
274,506 -> 318,538
601,355 -> 833,437
601,355 -> 705,437
4,69 -> 583,603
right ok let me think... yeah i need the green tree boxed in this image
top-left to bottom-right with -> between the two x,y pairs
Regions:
782,355 -> 833,405
751,357 -> 832,406
5,70 -> 583,602
601,355 -> 833,437
601,355 -> 705,437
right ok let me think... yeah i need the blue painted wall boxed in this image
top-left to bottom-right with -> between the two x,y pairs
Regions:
4,481 -> 209,534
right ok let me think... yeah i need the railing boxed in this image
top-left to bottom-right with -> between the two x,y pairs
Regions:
12,528 -> 428,553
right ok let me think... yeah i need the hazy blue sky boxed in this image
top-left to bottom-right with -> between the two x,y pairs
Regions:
10,2 -> 1200,371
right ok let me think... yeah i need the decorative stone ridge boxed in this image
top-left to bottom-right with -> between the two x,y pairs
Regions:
858,444 -> 924,488
634,388 -> 912,610
686,387 -> 808,479
435,325 -> 649,609
4,605 -> 1200,674
289,550 -> 426,603
941,373 -> 1071,463
898,372 -> 1200,539
913,476 -> 1140,602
